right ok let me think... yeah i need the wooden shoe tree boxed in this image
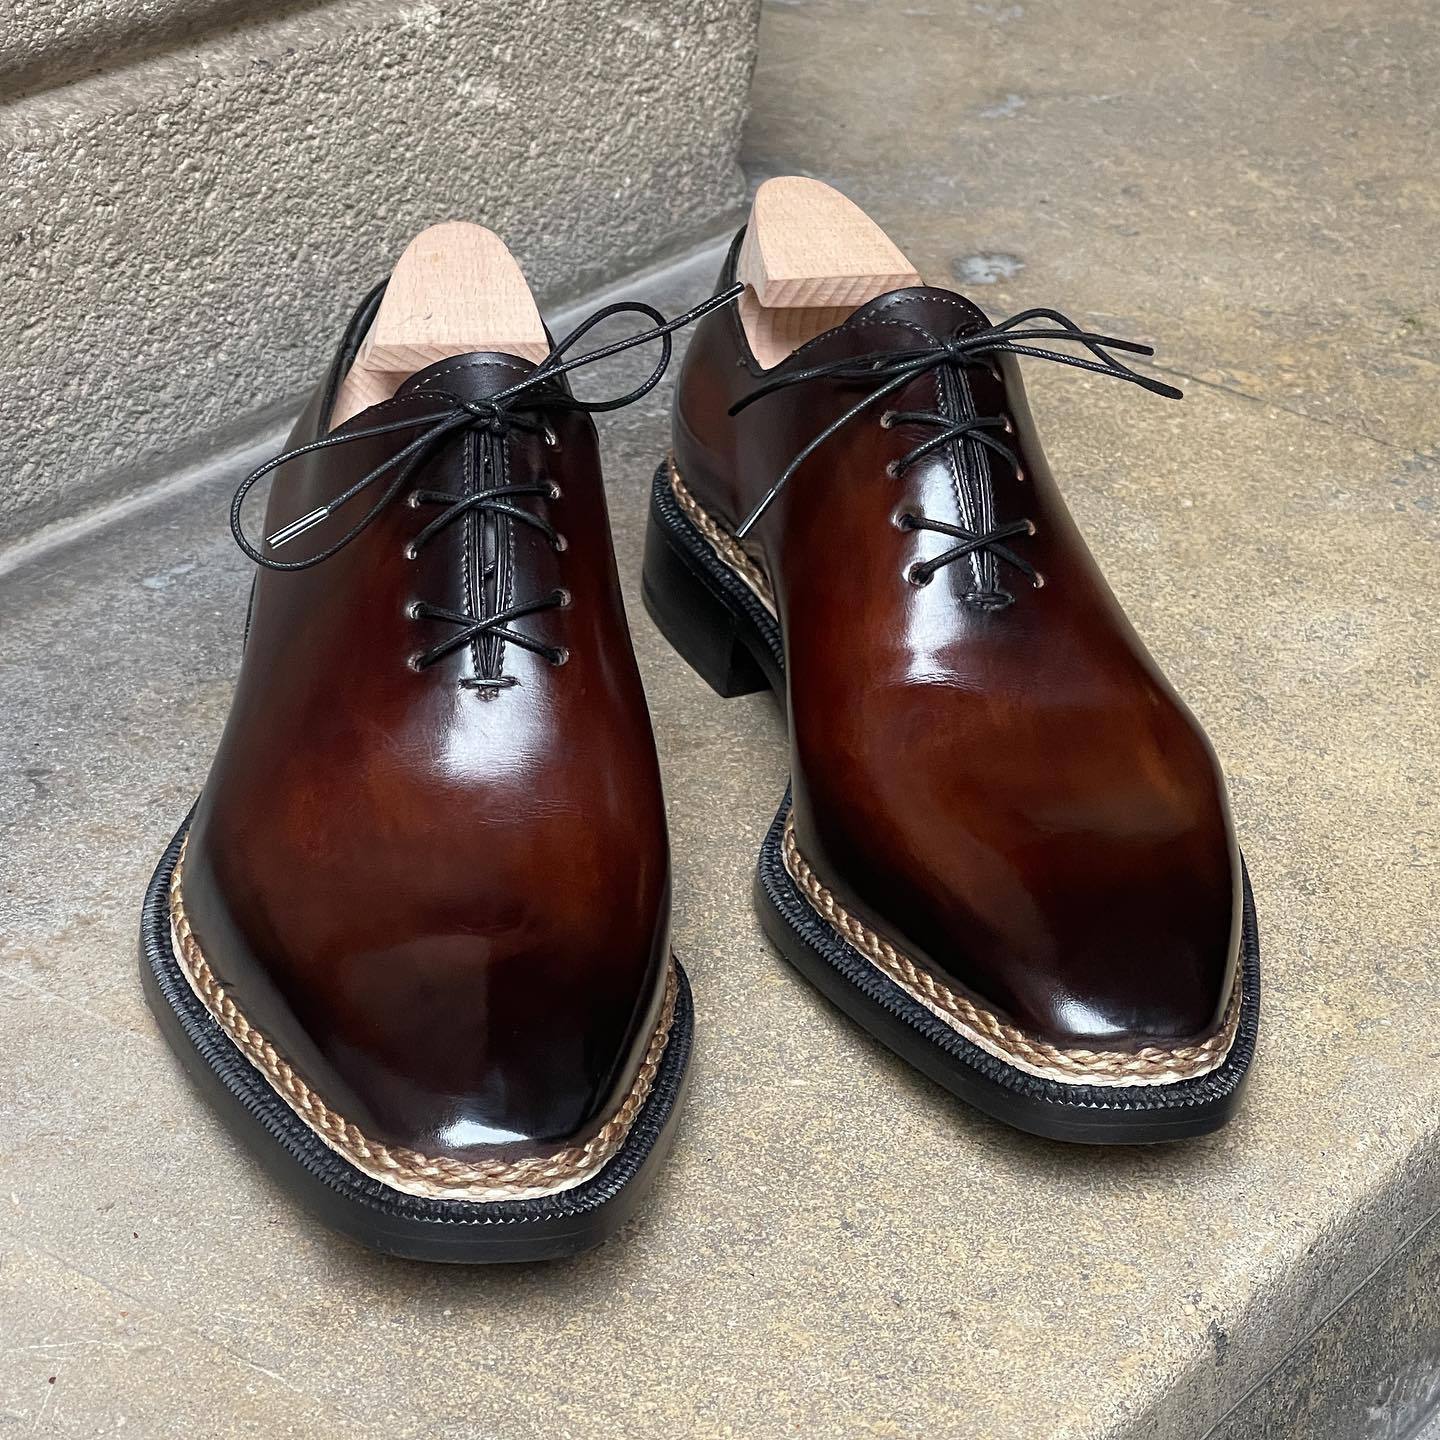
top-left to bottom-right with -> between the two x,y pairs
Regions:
330,221 -> 550,429
736,177 -> 922,369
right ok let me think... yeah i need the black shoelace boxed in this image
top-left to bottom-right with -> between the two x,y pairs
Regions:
730,307 -> 1182,606
232,282 -> 743,683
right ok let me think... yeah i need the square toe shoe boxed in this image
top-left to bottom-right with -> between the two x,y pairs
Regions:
140,233 -> 736,1259
643,206 -> 1259,1144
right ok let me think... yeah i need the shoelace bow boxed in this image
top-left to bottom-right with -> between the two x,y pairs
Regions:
730,306 -> 1182,605
231,283 -> 743,682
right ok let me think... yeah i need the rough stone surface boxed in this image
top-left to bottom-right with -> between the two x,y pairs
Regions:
1209,1209 -> 1440,1439
0,0 -> 277,92
0,0 -> 758,547
745,0 -> 1440,463
2,0 -> 1439,1437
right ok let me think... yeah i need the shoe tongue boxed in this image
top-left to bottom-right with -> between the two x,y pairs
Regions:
393,350 -> 544,404
835,286 -> 992,348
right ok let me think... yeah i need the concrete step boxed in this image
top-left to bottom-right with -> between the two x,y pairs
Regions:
5,0 -> 1440,1429
2,230 -> 1438,1440
3,0 -> 275,93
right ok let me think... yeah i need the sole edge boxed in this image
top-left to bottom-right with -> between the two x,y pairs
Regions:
140,813 -> 694,1262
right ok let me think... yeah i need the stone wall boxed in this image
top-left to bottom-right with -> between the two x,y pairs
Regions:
1,0 -> 760,545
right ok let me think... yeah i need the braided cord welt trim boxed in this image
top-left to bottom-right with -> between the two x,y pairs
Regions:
668,456 -> 777,613
782,813 -> 1241,1087
168,840 -> 677,1201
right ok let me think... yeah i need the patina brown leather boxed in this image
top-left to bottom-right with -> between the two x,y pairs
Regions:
672,258 -> 1241,1052
181,310 -> 670,1165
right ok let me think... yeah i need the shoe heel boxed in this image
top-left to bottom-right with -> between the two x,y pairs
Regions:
642,509 -> 770,699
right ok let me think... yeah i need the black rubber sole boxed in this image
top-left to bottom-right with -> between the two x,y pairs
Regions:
140,815 -> 694,1262
642,459 -> 1259,1144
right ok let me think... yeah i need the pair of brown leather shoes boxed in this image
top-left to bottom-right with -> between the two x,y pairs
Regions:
141,188 -> 1257,1263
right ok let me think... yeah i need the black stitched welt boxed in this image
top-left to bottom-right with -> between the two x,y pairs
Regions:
757,790 -> 1260,1114
141,812 -> 694,1230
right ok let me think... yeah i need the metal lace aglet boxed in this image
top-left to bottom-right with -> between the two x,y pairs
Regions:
266,506 -> 332,550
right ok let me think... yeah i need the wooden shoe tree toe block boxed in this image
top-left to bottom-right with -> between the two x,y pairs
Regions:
737,177 -> 922,368
330,221 -> 549,429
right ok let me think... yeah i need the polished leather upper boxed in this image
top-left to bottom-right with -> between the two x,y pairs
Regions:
183,300 -> 669,1164
673,244 -> 1241,1050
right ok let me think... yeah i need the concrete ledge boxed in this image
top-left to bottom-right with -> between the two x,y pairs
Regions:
6,0 -> 1436,1434
2,230 -> 1439,1440
1209,1206 -> 1440,1439
1,0 -> 759,547
1,0 -> 283,95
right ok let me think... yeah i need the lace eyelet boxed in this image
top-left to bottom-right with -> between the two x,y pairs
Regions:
1001,416 -> 1015,435
1024,518 -> 1037,536
543,424 -> 560,449
403,543 -> 418,561
1013,467 -> 1027,484
907,565 -> 933,588
892,510 -> 916,531
406,653 -> 426,673
885,460 -> 901,480
552,533 -> 568,553
551,646 -> 571,667
406,492 -> 421,510
548,483 -> 563,501
1032,573 -> 1047,590
879,410 -> 895,429
404,600 -> 422,620
556,587 -> 572,608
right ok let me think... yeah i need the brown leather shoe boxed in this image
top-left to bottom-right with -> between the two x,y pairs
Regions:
140,228 -> 737,1259
644,190 -> 1258,1143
